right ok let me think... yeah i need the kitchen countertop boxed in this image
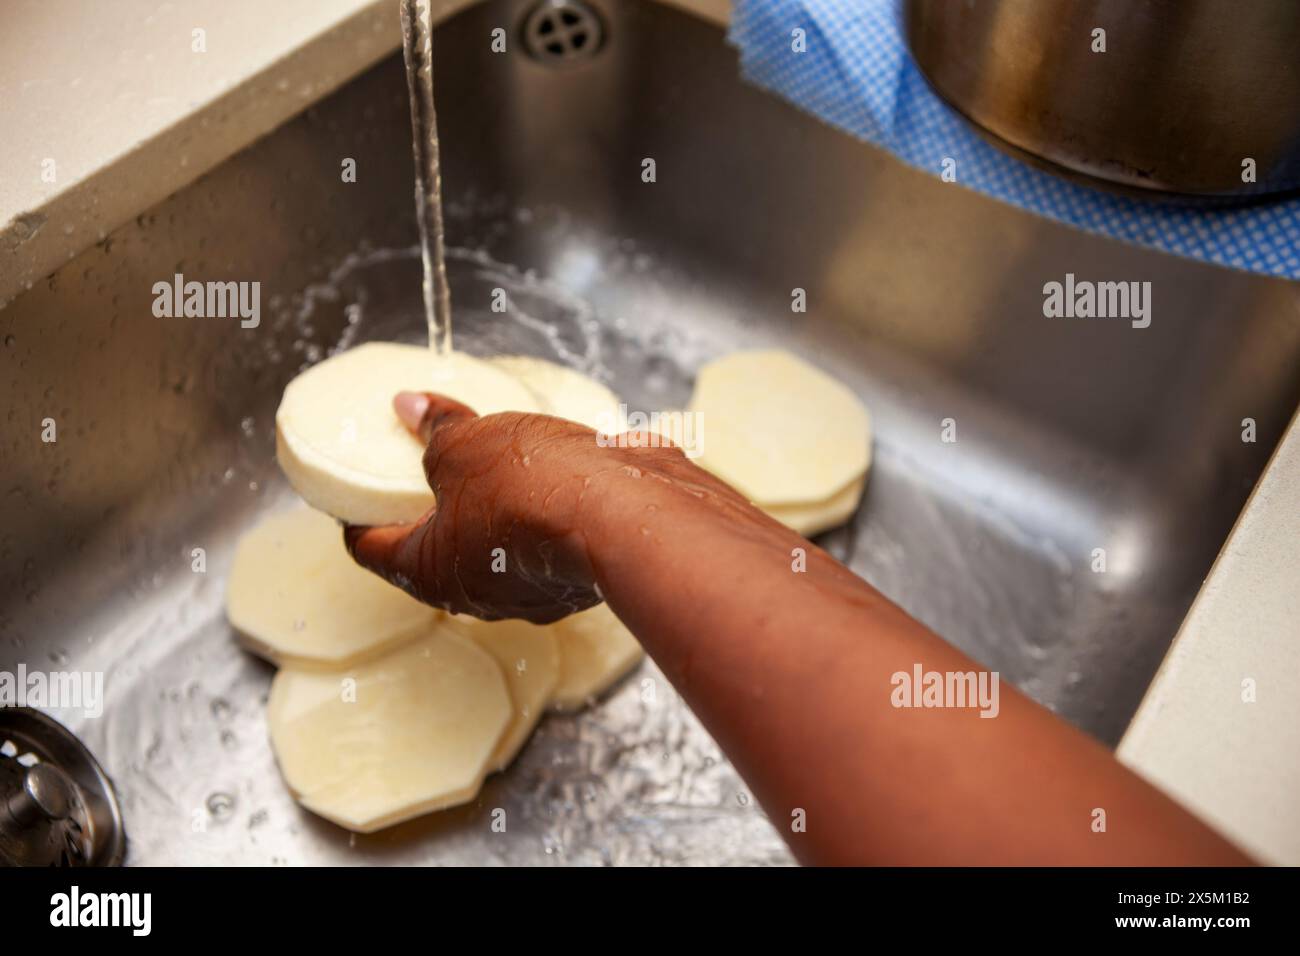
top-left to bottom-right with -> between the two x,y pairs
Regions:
0,0 -> 404,307
1,0 -> 1295,864
1118,410 -> 1300,865
0,0 -> 729,306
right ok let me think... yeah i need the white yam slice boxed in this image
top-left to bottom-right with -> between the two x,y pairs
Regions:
267,628 -> 511,833
227,504 -> 439,669
549,603 -> 644,712
762,475 -> 865,537
446,615 -> 560,771
487,355 -> 624,433
687,349 -> 871,506
275,343 -> 540,526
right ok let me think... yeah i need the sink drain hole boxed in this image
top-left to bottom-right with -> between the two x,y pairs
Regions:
0,709 -> 125,866
523,0 -> 604,64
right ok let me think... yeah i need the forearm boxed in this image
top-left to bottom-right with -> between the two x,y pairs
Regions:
351,401 -> 1251,865
583,469 -> 1252,866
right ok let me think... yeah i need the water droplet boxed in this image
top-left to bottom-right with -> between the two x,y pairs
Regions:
206,792 -> 236,820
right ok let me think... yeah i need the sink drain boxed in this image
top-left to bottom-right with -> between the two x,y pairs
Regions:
0,708 -> 125,866
522,0 -> 604,64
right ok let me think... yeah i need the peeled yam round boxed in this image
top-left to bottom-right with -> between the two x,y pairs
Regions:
227,504 -> 439,669
762,475 -> 865,537
447,615 -> 560,771
488,355 -> 623,433
688,349 -> 871,506
276,343 -> 539,526
550,604 -> 644,712
267,628 -> 511,833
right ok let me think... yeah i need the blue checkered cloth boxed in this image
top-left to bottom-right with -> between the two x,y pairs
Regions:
728,0 -> 1300,279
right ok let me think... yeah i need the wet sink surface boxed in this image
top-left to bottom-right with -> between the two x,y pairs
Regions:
1,0 -> 1298,864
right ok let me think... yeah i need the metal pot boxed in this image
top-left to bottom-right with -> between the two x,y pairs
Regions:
905,0 -> 1300,198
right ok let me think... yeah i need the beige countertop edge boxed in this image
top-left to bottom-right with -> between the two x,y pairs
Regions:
0,0 -> 730,310
1,0 -> 1292,863
2,0 -> 412,308
1118,406 -> 1300,866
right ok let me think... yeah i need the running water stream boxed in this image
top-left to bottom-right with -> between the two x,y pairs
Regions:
400,0 -> 453,354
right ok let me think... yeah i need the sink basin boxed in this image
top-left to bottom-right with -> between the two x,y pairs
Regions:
2,0 -> 1297,865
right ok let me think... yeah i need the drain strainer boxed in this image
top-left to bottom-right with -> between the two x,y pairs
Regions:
522,0 -> 604,64
0,708 -> 125,866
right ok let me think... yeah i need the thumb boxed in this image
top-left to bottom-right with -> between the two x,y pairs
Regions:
340,390 -> 475,602
393,390 -> 479,442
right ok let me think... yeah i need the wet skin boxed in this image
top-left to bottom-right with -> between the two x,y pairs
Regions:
346,392 -> 1254,866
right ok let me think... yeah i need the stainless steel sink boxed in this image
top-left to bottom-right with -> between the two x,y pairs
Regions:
1,0 -> 1297,865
